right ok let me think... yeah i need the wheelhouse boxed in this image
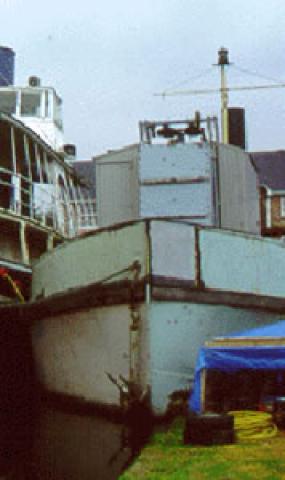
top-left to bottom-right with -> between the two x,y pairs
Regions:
0,83 -> 64,151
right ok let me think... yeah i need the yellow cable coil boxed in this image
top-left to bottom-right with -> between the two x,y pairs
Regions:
229,410 -> 278,441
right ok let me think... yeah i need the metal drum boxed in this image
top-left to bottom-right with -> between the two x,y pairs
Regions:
274,397 -> 285,429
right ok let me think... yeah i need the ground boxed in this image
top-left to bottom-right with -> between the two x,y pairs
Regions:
120,417 -> 285,480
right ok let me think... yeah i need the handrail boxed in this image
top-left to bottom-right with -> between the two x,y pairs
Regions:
0,165 -> 97,237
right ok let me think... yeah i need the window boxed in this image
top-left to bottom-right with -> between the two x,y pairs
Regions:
21,91 -> 42,117
33,182 -> 54,216
54,94 -> 63,129
0,91 -> 17,114
45,90 -> 52,118
280,197 -> 285,217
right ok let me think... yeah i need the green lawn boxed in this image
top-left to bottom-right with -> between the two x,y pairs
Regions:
120,417 -> 285,480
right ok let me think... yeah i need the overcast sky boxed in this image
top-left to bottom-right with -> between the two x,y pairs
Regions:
1,0 -> 285,158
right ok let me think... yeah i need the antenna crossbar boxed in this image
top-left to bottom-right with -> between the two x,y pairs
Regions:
154,83 -> 285,97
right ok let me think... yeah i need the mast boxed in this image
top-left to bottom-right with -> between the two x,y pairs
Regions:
217,47 -> 230,144
154,48 -> 285,146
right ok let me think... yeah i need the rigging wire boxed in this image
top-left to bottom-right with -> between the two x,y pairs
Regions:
231,64 -> 285,86
161,67 -> 214,96
155,63 -> 285,98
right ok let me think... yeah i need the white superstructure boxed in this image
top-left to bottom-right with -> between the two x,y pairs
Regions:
0,77 -> 64,152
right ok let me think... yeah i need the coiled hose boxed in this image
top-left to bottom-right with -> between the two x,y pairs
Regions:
229,410 -> 278,441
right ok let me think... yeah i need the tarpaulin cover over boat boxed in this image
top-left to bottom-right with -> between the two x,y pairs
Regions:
190,321 -> 285,413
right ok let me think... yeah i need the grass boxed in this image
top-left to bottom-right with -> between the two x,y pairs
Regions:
119,417 -> 285,480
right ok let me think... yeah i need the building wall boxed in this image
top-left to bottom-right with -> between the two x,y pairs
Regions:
95,143 -> 215,227
95,142 -> 259,234
95,145 -> 139,227
139,143 -> 214,224
218,144 -> 260,234
260,191 -> 285,236
271,196 -> 285,231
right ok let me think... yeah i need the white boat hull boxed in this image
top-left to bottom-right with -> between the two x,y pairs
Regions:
31,297 -> 283,416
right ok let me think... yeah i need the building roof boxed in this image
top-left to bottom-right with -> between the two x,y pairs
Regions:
250,150 -> 285,191
72,160 -> 96,198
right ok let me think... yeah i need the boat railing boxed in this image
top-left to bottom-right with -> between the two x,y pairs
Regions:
60,199 -> 97,235
0,166 -> 97,237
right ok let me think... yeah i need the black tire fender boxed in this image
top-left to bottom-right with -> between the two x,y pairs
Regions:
186,412 -> 234,429
184,413 -> 234,445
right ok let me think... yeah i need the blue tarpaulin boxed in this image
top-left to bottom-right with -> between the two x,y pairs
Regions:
190,321 -> 285,413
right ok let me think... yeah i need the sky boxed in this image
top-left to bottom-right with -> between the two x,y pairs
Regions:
1,0 -> 285,159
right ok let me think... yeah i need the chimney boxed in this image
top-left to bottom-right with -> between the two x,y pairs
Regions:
228,107 -> 246,150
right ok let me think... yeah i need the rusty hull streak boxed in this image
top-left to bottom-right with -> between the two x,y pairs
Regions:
140,176 -> 210,186
194,227 -> 202,288
151,283 -> 285,312
3,276 -> 285,326
0,279 -> 145,322
145,220 -> 152,303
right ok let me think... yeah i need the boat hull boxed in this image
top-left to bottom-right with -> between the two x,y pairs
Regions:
31,293 -> 283,416
29,219 -> 285,416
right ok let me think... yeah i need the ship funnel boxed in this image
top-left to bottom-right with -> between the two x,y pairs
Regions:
0,46 -> 15,86
228,107 -> 246,150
